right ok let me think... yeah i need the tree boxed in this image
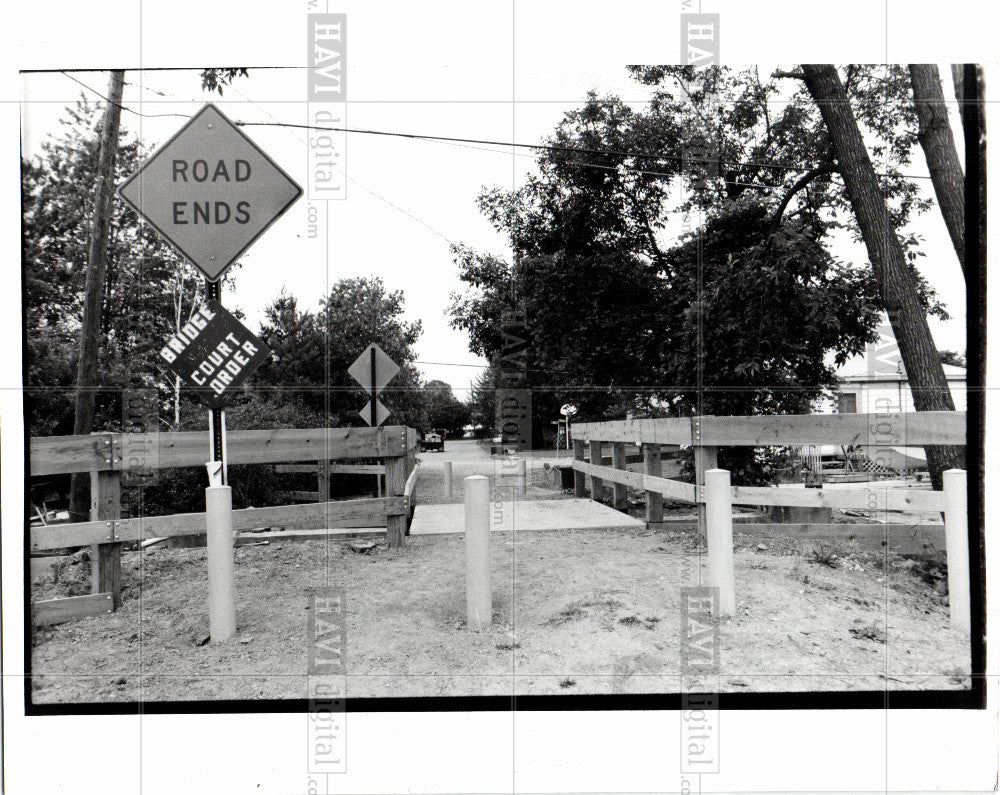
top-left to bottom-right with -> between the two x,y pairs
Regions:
23,95 -> 206,439
70,70 -> 124,519
909,64 -> 965,275
449,83 -> 887,431
421,380 -> 471,436
253,278 -> 426,428
795,64 -> 962,489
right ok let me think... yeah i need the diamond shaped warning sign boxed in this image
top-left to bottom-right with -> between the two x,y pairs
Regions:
118,103 -> 302,281
348,344 -> 400,395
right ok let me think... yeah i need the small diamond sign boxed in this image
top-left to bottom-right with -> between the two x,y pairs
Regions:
118,104 -> 302,282
358,400 -> 390,426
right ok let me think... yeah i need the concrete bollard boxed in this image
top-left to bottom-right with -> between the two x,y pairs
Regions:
444,461 -> 453,500
943,469 -> 970,631
705,468 -> 736,618
464,475 -> 492,631
516,458 -> 527,496
205,485 -> 237,642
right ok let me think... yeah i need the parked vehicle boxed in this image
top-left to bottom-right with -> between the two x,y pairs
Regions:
420,430 -> 444,452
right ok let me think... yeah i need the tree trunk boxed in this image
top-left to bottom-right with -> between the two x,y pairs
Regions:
909,64 -> 965,275
801,64 -> 963,490
69,70 -> 125,521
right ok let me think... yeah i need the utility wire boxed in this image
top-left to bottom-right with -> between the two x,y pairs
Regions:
60,70 -> 933,182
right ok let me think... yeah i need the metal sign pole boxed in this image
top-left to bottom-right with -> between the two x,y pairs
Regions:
370,345 -> 379,498
206,278 -> 226,486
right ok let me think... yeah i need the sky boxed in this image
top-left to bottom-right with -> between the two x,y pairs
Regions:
19,56 -> 969,398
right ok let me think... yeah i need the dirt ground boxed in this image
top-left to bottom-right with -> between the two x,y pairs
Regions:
31,521 -> 970,704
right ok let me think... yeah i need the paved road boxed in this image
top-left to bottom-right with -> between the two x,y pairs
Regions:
414,439 -> 575,504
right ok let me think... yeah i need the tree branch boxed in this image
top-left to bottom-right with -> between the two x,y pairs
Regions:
768,163 -> 838,229
772,69 -> 806,81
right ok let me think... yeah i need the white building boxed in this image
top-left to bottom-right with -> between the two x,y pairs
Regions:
831,358 -> 967,415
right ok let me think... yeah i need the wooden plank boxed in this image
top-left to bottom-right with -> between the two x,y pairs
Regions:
644,443 -> 664,523
611,442 -> 628,510
89,470 -> 122,610
385,454 -> 408,548
283,491 -> 322,502
697,411 -> 966,447
235,528 -> 385,545
31,427 -> 412,475
659,521 -> 946,555
572,461 -> 697,503
403,462 -> 420,501
30,498 -> 404,550
274,464 -> 320,474
30,433 -> 115,476
160,427 -> 410,470
275,462 -> 385,475
572,417 -> 692,445
588,440 -> 604,502
573,440 -> 587,498
729,484 -> 946,512
32,593 -> 113,625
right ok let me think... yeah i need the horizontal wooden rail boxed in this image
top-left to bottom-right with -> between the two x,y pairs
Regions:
696,411 -> 965,447
571,461 -> 947,512
573,411 -> 965,448
30,497 -> 404,551
729,484 -> 945,512
403,463 -> 420,501
30,426 -> 413,476
573,461 -> 696,503
275,463 -> 385,475
572,418 -> 691,445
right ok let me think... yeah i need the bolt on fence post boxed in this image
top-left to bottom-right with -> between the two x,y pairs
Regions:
464,475 -> 492,631
205,462 -> 236,642
444,461 -> 453,499
943,469 -> 970,631
705,468 -> 736,618
516,458 -> 527,496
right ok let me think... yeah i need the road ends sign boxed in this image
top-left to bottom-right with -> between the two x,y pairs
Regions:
118,103 -> 302,282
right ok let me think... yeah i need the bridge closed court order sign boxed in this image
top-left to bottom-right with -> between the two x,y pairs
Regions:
158,300 -> 270,409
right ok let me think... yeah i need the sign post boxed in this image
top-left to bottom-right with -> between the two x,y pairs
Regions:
119,103 -> 302,641
349,343 -> 400,496
560,403 -> 578,451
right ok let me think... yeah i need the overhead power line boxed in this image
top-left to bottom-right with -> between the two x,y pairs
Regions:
57,70 -> 933,181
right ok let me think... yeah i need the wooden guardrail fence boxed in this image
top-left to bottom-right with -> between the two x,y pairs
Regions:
571,411 -> 970,627
571,411 -> 965,532
29,425 -> 420,623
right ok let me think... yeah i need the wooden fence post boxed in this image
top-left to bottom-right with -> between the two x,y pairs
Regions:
643,443 -> 663,523
317,458 -> 330,502
573,439 -> 587,498
693,416 -> 718,541
705,468 -> 736,617
589,440 -> 604,503
385,451 -> 408,549
611,442 -> 628,511
943,469 -> 970,631
89,469 -> 122,609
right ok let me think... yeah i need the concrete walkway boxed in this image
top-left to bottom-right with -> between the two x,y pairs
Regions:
409,497 -> 644,536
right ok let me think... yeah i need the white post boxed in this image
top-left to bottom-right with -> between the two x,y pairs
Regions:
205,470 -> 237,642
444,461 -> 453,500
943,469 -> 970,631
464,475 -> 491,631
705,468 -> 736,618
516,458 -> 527,495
